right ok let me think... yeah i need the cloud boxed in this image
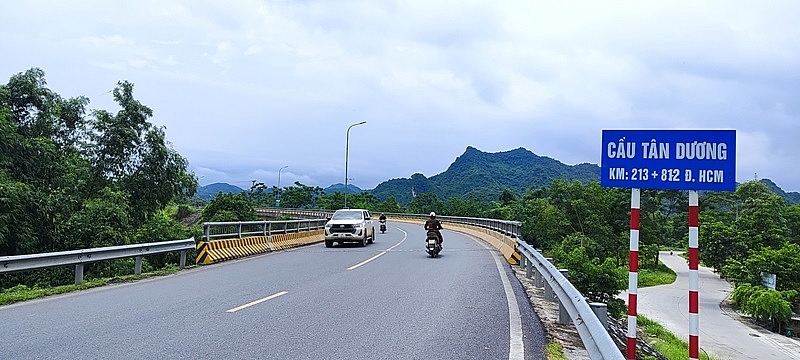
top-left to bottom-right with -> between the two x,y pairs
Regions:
3,0 -> 799,192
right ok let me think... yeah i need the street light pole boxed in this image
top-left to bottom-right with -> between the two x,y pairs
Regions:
277,165 -> 288,208
344,121 -> 366,209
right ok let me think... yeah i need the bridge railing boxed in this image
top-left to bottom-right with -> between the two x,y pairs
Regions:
0,238 -> 195,284
202,219 -> 328,241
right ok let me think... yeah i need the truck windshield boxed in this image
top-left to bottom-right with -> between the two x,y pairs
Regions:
331,211 -> 363,220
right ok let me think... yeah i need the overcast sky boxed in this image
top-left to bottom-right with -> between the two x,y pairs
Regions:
2,1 -> 799,192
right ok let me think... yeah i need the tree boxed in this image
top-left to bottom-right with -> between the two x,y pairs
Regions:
733,284 -> 795,332
375,196 -> 405,213
121,127 -> 197,223
699,219 -> 746,271
407,192 -> 444,215
445,197 -> 486,218
89,81 -> 196,225
735,181 -> 789,251
201,192 -> 258,222
517,197 -> 570,249
551,246 -> 627,317
317,192 -> 345,210
0,68 -> 198,288
785,204 -> 800,245
279,182 -> 324,209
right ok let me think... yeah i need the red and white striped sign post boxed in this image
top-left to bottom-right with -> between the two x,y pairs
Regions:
627,188 -> 641,360
601,130 -> 736,360
688,190 -> 700,360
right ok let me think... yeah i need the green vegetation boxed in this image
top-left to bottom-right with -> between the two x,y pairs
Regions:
0,264 -> 185,305
638,315 -> 714,360
0,68 -> 196,290
731,283 -> 798,333
544,340 -> 569,360
638,262 -> 677,288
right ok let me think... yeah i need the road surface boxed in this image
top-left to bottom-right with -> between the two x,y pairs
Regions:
0,221 -> 546,359
636,251 -> 800,360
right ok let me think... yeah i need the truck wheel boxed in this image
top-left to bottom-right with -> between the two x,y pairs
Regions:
325,240 -> 333,248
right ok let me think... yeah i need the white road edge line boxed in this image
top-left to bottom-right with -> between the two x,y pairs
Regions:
472,236 -> 525,360
347,227 -> 407,271
226,291 -> 288,313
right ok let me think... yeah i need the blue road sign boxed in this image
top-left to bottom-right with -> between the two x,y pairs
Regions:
601,130 -> 736,191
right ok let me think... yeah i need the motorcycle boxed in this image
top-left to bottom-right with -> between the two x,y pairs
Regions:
425,230 -> 442,258
379,219 -> 386,234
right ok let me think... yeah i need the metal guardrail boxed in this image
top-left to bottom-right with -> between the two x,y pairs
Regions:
202,219 -> 328,241
0,238 -> 195,284
516,240 -> 624,360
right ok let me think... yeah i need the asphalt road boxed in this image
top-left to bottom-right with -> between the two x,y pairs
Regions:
636,251 -> 800,360
0,221 -> 546,359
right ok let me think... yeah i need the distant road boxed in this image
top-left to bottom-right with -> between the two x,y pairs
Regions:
636,251 -> 800,360
0,222 -> 546,359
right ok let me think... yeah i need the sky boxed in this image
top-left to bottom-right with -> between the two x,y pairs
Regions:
2,1 -> 799,192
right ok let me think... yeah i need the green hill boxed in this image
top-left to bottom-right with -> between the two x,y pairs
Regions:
371,146 -> 600,203
324,183 -> 364,194
196,183 -> 244,200
759,179 -> 800,204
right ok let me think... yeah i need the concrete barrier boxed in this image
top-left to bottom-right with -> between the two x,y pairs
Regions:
195,230 -> 324,264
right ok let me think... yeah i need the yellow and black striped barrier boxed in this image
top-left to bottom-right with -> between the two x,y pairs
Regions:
195,230 -> 324,264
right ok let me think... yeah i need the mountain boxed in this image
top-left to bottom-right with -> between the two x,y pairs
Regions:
759,179 -> 800,205
324,183 -> 364,194
196,183 -> 245,200
370,146 -> 600,204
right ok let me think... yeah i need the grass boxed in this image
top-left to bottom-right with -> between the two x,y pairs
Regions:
638,262 -> 678,288
638,315 -> 714,360
0,264 -> 187,306
544,340 -> 569,360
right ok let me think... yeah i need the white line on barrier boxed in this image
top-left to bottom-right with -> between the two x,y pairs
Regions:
226,291 -> 288,313
347,227 -> 407,271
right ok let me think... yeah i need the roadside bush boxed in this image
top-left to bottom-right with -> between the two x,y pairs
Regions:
551,245 -> 627,317
732,283 -> 796,332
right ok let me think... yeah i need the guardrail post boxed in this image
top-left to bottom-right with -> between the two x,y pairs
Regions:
525,256 -> 533,279
134,256 -> 143,275
519,255 -> 526,269
179,250 -> 187,268
544,277 -> 555,302
237,222 -> 242,238
590,302 -> 609,330
558,269 -> 570,324
75,264 -> 84,284
203,224 -> 210,241
539,257 -> 553,289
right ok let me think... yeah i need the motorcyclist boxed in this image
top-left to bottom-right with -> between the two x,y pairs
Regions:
424,212 -> 443,245
379,213 -> 387,222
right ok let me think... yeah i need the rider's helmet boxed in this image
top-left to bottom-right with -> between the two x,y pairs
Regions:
429,212 -> 436,218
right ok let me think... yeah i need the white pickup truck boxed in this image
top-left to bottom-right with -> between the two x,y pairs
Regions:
324,209 -> 375,248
